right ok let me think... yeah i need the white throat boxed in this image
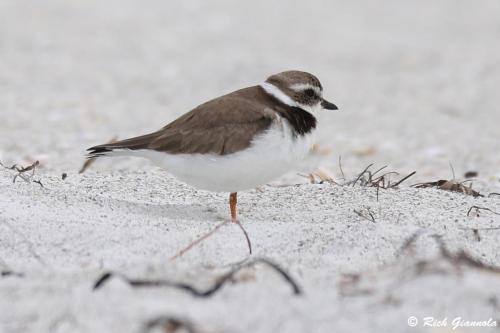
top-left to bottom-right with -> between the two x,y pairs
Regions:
259,82 -> 321,113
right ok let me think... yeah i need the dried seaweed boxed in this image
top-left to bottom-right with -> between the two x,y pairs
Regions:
0,160 -> 44,188
302,169 -> 337,184
348,164 -> 416,190
350,163 -> 374,187
413,179 -> 483,197
93,257 -> 301,296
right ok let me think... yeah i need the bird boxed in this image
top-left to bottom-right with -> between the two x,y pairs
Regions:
87,70 -> 338,222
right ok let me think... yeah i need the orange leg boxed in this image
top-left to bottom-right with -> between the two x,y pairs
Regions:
229,192 -> 237,222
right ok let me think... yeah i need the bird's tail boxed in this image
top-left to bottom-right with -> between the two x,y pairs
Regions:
86,132 -> 159,159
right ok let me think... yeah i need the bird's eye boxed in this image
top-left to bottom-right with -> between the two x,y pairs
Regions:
304,89 -> 315,97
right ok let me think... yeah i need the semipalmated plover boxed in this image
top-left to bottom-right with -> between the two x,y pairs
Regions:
88,70 -> 338,221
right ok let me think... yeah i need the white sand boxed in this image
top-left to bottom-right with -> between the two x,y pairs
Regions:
1,1 -> 500,332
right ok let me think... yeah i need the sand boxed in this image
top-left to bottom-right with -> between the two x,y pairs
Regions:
1,1 -> 500,332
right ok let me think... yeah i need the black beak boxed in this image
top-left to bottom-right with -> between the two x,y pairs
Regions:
321,99 -> 338,110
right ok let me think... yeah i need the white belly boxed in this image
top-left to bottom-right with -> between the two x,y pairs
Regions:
134,120 -> 315,192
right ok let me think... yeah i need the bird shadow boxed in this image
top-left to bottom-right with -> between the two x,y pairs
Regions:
102,197 -> 221,222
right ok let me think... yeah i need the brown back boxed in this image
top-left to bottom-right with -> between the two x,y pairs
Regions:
88,86 -> 277,156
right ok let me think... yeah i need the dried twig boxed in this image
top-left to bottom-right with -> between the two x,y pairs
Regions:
0,160 -> 44,187
390,171 -> 417,188
32,179 -> 45,188
353,208 -> 376,223
0,160 -> 39,173
373,172 -> 398,185
371,165 -> 388,177
488,193 -> 500,198
350,163 -> 374,187
467,206 -> 500,217
93,257 -> 301,296
338,155 -> 346,182
348,164 -> 415,190
449,161 -> 456,180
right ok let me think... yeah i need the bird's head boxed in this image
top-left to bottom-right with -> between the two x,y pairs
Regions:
260,70 -> 338,113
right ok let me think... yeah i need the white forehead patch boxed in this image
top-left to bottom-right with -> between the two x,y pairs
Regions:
289,83 -> 322,96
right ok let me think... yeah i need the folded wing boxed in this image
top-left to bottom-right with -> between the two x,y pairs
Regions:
87,92 -> 275,157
